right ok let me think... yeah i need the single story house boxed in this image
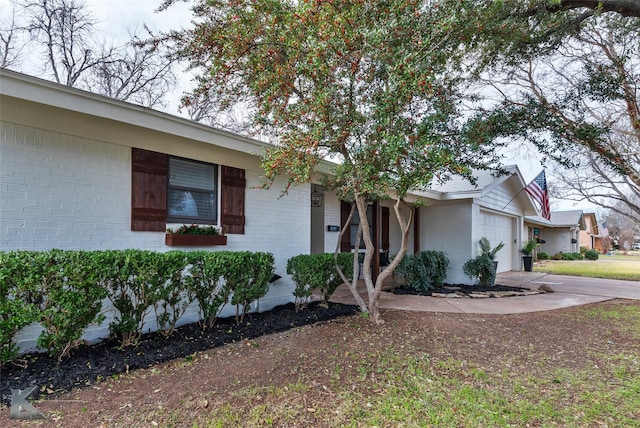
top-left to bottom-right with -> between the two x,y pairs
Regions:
524,210 -> 603,255
2,69 -> 541,349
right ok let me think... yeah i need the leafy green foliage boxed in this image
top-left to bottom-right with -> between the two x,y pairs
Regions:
521,239 -> 540,256
158,0 -> 507,322
0,252 -> 42,365
537,251 -> 551,260
34,250 -> 107,359
286,253 -> 354,311
226,252 -> 275,324
463,238 -> 504,286
396,251 -> 450,292
184,251 -> 230,330
584,249 -> 600,260
553,252 -> 583,260
100,250 -> 165,347
152,251 -> 191,337
0,249 -> 277,358
166,224 -> 221,235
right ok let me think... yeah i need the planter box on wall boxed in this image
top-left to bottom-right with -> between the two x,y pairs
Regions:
165,234 -> 227,246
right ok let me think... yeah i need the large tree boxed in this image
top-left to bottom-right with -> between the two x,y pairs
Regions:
159,0 -> 503,323
0,4 -> 22,68
469,2 -> 639,222
9,0 -> 176,108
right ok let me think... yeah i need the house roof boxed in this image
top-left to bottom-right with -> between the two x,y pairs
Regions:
0,69 -> 539,202
411,165 -> 527,201
526,210 -> 586,229
0,68 -> 271,157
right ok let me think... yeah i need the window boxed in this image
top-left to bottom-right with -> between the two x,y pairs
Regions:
167,157 -> 218,223
131,148 -> 245,234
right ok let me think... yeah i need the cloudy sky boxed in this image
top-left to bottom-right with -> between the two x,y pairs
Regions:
1,0 -> 194,113
1,0 -> 590,211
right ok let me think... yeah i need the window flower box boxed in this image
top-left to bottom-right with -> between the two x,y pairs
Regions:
165,224 -> 227,246
165,234 -> 227,246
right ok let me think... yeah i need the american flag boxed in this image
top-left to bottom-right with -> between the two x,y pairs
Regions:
525,170 -> 551,220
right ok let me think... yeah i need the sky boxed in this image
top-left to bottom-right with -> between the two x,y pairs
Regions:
1,0 -> 596,213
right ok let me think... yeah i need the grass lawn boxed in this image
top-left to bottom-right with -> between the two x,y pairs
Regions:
13,301 -> 640,428
534,252 -> 640,281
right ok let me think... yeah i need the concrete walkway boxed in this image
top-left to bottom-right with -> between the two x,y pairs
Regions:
329,272 -> 640,314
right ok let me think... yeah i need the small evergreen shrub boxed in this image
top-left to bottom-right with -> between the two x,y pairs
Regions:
184,251 -> 230,330
561,252 -> 583,260
101,250 -> 165,347
226,252 -> 275,324
579,246 -> 589,255
0,248 -> 277,357
0,251 -> 42,365
396,251 -> 449,292
287,253 -> 353,311
536,251 -> 550,260
152,251 -> 191,337
584,249 -> 600,260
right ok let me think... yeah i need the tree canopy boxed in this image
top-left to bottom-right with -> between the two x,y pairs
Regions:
469,1 -> 640,221
160,0 -> 505,323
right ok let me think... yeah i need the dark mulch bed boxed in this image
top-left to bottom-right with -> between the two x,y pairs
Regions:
0,302 -> 358,406
392,284 -> 530,296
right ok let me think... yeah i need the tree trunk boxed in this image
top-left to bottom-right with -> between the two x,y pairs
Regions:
334,202 -> 368,312
356,195 -> 414,325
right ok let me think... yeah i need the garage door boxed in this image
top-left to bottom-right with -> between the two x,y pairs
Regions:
479,210 -> 514,273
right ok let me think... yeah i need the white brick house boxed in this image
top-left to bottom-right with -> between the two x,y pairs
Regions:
1,69 -> 541,350
312,167 -> 538,285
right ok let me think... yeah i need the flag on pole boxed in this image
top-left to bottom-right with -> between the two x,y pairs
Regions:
525,170 -> 551,220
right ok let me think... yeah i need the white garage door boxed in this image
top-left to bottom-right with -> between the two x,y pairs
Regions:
479,210 -> 514,273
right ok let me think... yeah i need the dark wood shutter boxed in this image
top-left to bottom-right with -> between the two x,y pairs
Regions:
340,201 -> 352,252
221,165 -> 246,234
381,207 -> 390,251
131,148 -> 167,231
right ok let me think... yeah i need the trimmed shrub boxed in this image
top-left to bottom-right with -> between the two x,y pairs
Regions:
287,253 -> 354,311
536,251 -> 550,260
396,251 -> 449,292
0,248 -> 277,355
579,246 -> 589,255
561,252 -> 583,260
184,251 -> 230,330
584,249 -> 600,260
0,251 -> 42,365
35,250 -> 107,359
226,252 -> 275,324
101,250 -> 166,347
152,251 -> 191,337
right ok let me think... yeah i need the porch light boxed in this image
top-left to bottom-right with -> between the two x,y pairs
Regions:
311,189 -> 324,207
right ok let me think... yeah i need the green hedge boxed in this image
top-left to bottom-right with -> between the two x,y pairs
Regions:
536,251 -> 550,260
584,249 -> 600,260
0,249 -> 275,363
397,251 -> 449,292
287,253 -> 354,311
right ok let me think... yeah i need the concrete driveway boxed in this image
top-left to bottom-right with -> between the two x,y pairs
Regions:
329,272 -> 640,314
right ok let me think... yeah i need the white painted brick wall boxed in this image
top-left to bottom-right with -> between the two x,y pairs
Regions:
2,120 -> 310,353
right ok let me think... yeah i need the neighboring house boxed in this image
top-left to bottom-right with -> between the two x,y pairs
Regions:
1,69 -> 541,348
525,210 -> 601,255
579,212 -> 600,250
